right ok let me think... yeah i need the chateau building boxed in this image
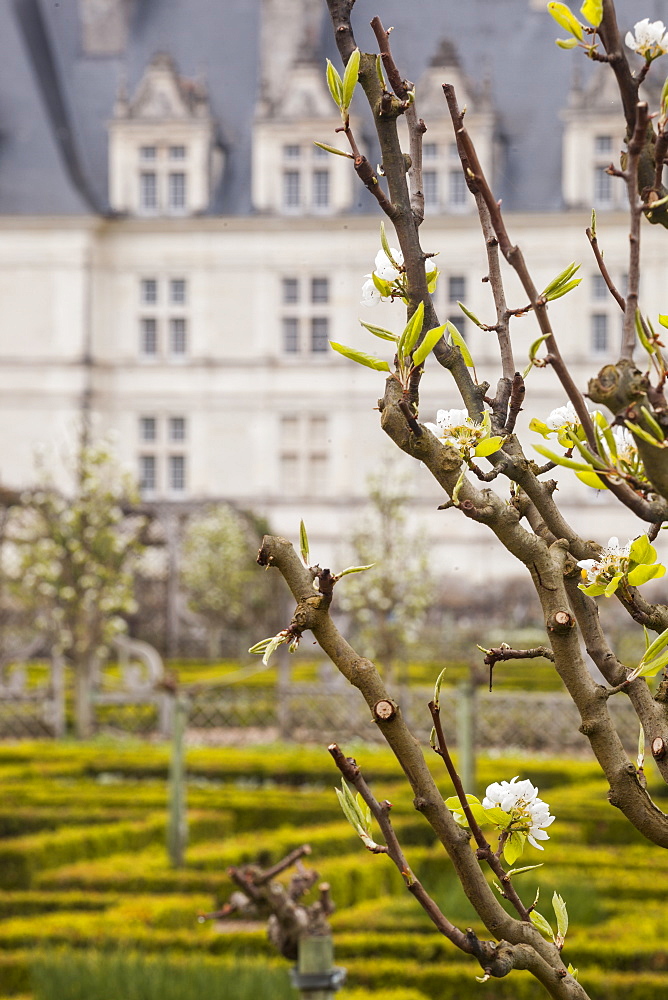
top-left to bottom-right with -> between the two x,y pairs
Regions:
0,0 -> 665,580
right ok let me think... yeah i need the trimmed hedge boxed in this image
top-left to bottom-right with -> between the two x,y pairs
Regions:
342,957 -> 668,1000
0,892 -> 115,919
0,811 -> 232,890
0,742 -> 666,1000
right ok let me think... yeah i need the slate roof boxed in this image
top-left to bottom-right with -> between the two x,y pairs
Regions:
2,0 -> 666,216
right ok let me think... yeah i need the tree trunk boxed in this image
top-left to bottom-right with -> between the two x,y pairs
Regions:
73,657 -> 94,739
206,626 -> 223,662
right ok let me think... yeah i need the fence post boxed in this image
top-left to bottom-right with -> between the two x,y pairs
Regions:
456,680 -> 476,796
167,694 -> 188,868
50,653 -> 66,737
164,512 -> 183,661
291,934 -> 346,1000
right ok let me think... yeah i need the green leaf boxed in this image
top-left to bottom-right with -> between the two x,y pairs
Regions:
659,314 -> 668,330
457,301 -> 484,328
575,470 -> 608,489
603,571 -> 624,597
625,421 -> 664,448
506,864 -> 544,877
629,534 -> 656,567
312,141 -> 354,158
547,2 -> 584,40
529,418 -> 552,438
356,791 -> 372,833
640,406 -> 665,442
474,436 -> 504,458
375,53 -> 386,89
452,469 -> 466,504
433,666 -> 447,710
360,321 -> 399,343
631,645 -> 668,680
628,563 -> 666,587
580,0 -> 603,26
529,333 -> 549,361
341,48 -> 360,109
503,831 -> 526,866
482,806 -> 512,826
379,221 -> 394,266
530,908 -> 556,941
579,581 -> 609,597
596,413 -> 617,459
635,310 -> 656,356
533,444 -> 594,472
565,432 -> 609,470
336,563 -> 375,578
398,302 -> 425,359
412,325 -> 446,367
299,519 -> 310,566
567,963 -> 579,981
525,335 -> 550,376
445,793 -> 480,811
329,341 -> 391,371
641,623 -> 668,663
446,321 -> 475,368
336,779 -> 367,835
544,278 -> 582,301
542,261 -> 580,297
463,801 -> 493,827
248,637 -> 271,655
326,59 -> 343,108
371,271 -> 393,296
552,892 -> 569,947
556,36 -> 579,48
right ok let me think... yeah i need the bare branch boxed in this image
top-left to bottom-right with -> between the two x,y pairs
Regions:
586,226 -> 626,311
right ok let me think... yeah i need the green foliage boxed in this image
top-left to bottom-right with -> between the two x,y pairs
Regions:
0,744 -> 665,998
9,439 -> 144,673
29,952 -> 294,1000
180,504 -> 277,657
337,472 -> 434,682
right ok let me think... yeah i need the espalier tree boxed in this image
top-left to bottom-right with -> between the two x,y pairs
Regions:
12,440 -> 145,738
251,2 -> 668,996
337,472 -> 433,686
181,504 -> 277,659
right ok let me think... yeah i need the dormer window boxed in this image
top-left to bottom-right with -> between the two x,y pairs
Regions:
253,56 -> 355,215
561,68 -> 625,210
401,44 -> 495,216
108,53 -> 222,217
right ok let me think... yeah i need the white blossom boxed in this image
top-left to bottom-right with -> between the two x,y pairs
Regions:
374,247 -> 403,281
361,276 -> 384,307
424,408 -> 485,454
612,425 -> 638,464
625,18 -> 668,59
546,401 -> 580,430
483,776 -> 555,850
577,536 -> 630,583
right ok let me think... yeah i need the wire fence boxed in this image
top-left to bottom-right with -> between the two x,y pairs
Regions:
0,651 -> 642,754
